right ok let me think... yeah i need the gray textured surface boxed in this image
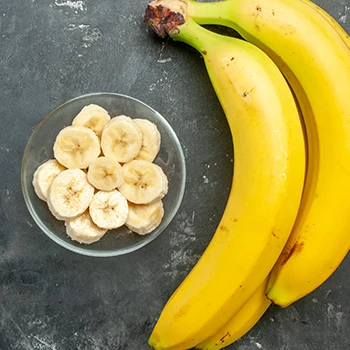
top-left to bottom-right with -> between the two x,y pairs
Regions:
0,0 -> 349,349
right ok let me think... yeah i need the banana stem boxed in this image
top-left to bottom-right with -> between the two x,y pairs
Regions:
188,0 -> 234,27
171,18 -> 219,54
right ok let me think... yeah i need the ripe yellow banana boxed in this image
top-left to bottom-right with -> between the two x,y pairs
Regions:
196,278 -> 271,350
145,5 -> 305,349
300,0 -> 350,48
186,0 -> 350,306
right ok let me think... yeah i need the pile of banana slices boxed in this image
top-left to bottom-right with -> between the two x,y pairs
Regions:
32,104 -> 168,244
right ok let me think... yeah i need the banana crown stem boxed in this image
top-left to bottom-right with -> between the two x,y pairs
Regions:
145,1 -> 231,54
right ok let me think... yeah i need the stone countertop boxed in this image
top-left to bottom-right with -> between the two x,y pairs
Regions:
0,0 -> 349,349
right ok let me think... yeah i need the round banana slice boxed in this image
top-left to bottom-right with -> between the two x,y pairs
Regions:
32,159 -> 66,201
89,190 -> 129,230
72,104 -> 111,137
87,156 -> 123,191
101,115 -> 143,163
65,211 -> 107,244
134,118 -> 161,162
47,168 -> 95,221
118,160 -> 168,204
53,125 -> 101,169
126,200 -> 164,235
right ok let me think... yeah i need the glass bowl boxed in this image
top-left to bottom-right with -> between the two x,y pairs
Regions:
21,93 -> 186,257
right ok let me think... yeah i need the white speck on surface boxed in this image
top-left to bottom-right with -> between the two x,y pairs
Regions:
157,57 -> 172,63
312,298 -> 318,303
163,211 -> 199,280
82,27 -> 102,48
1,146 -> 11,152
66,24 -> 102,51
335,311 -> 345,329
68,23 -> 90,30
203,175 -> 209,183
338,6 -> 350,23
327,303 -> 346,330
32,336 -> 57,350
149,82 -> 157,91
54,0 -> 86,12
255,342 -> 263,349
157,41 -> 172,64
26,220 -> 33,228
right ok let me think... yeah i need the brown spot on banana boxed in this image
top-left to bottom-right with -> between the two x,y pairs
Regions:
281,241 -> 305,265
220,224 -> 229,232
220,331 -> 231,342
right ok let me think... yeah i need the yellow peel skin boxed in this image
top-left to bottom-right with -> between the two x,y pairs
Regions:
187,0 -> 350,307
196,278 -> 271,350
300,0 -> 350,48
145,14 -> 305,349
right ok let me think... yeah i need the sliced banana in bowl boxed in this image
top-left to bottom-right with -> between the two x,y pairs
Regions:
101,115 -> 143,163
87,156 -> 123,191
89,190 -> 129,230
47,168 -> 95,221
134,118 -> 161,162
65,211 -> 107,244
22,93 -> 185,256
32,159 -> 66,201
118,159 -> 168,204
53,125 -> 101,169
126,200 -> 164,235
72,104 -> 111,137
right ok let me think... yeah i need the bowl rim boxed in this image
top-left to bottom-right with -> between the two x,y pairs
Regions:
21,92 -> 186,257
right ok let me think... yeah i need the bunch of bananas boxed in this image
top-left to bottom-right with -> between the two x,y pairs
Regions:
144,0 -> 350,349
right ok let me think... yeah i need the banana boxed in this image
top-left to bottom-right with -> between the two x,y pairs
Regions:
89,189 -> 129,230
300,0 -> 350,48
145,7 -> 305,349
32,159 -> 66,201
134,118 -> 161,162
87,156 -> 124,191
101,115 -> 143,163
47,168 -> 95,221
196,278 -> 271,350
126,200 -> 164,235
53,125 -> 101,169
65,211 -> 107,244
72,104 -> 111,137
118,160 -> 168,204
185,0 -> 350,306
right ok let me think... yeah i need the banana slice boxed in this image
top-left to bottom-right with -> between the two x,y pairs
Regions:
101,115 -> 143,163
32,159 -> 66,201
126,200 -> 164,235
72,104 -> 111,137
118,159 -> 168,204
87,156 -> 123,191
65,211 -> 107,244
47,168 -> 95,220
134,118 -> 161,162
53,125 -> 101,169
89,190 -> 129,230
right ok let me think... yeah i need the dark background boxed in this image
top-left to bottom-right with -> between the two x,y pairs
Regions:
0,0 -> 349,349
